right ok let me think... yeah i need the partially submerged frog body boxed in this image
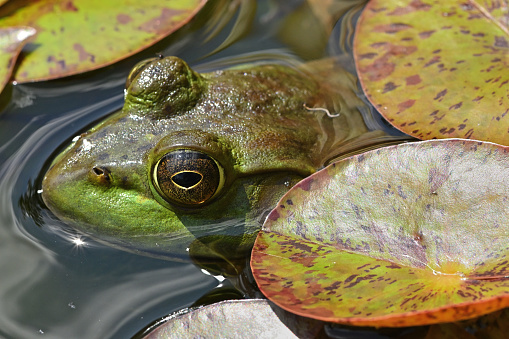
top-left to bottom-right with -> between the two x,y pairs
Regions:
41,56 -> 394,260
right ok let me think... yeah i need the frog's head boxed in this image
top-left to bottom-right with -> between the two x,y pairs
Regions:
42,56 -> 330,261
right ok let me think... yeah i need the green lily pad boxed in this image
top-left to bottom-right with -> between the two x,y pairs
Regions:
0,26 -> 35,91
0,0 -> 207,82
251,139 -> 509,327
354,0 -> 509,144
142,299 -> 324,338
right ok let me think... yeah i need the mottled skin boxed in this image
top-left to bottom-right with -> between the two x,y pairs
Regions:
42,56 -> 371,259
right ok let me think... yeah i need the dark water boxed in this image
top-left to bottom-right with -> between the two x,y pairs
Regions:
0,1 -> 396,337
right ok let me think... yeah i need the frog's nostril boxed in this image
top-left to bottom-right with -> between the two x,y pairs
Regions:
92,166 -> 111,183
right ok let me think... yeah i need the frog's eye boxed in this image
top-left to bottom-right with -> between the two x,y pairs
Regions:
125,57 -> 160,89
153,149 -> 225,206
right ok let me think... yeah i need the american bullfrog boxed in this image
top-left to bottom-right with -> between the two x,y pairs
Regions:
41,56 -> 403,260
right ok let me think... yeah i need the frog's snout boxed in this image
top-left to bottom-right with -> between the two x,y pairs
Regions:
41,153 -> 95,218
41,165 -> 74,220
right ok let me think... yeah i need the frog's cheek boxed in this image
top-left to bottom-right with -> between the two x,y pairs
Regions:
41,167 -> 195,259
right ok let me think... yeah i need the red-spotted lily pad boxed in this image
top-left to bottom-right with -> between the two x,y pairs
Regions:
0,26 -> 35,91
0,0 -> 207,82
142,299 -> 324,338
354,1 -> 509,144
251,139 -> 509,327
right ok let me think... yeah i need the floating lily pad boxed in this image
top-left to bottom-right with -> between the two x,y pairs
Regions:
354,0 -> 509,144
0,26 -> 35,92
251,139 -> 509,327
143,299 -> 324,338
0,0 -> 207,82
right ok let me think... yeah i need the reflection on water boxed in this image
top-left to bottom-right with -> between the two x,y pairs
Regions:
0,0 -> 408,337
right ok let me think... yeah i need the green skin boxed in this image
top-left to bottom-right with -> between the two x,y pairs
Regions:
42,56 -> 370,260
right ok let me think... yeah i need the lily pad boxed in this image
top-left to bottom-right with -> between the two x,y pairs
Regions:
354,0 -> 509,144
0,0 -> 207,82
0,26 -> 35,91
142,299 -> 324,338
251,139 -> 509,327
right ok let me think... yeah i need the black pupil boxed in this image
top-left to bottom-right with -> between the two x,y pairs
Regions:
172,172 -> 202,188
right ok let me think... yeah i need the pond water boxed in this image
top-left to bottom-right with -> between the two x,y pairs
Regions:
0,1 -> 404,337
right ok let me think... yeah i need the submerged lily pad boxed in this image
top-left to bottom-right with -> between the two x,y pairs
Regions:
354,0 -> 509,144
0,0 -> 207,82
251,139 -> 509,327
277,0 -> 367,60
142,299 -> 324,338
0,26 -> 35,91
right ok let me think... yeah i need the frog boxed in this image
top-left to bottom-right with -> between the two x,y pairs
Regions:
41,55 -> 404,261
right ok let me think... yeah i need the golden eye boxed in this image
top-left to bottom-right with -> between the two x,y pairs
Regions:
125,57 -> 159,89
153,149 -> 225,206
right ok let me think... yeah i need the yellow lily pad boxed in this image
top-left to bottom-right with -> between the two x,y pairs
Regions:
354,0 -> 509,144
0,0 -> 207,82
